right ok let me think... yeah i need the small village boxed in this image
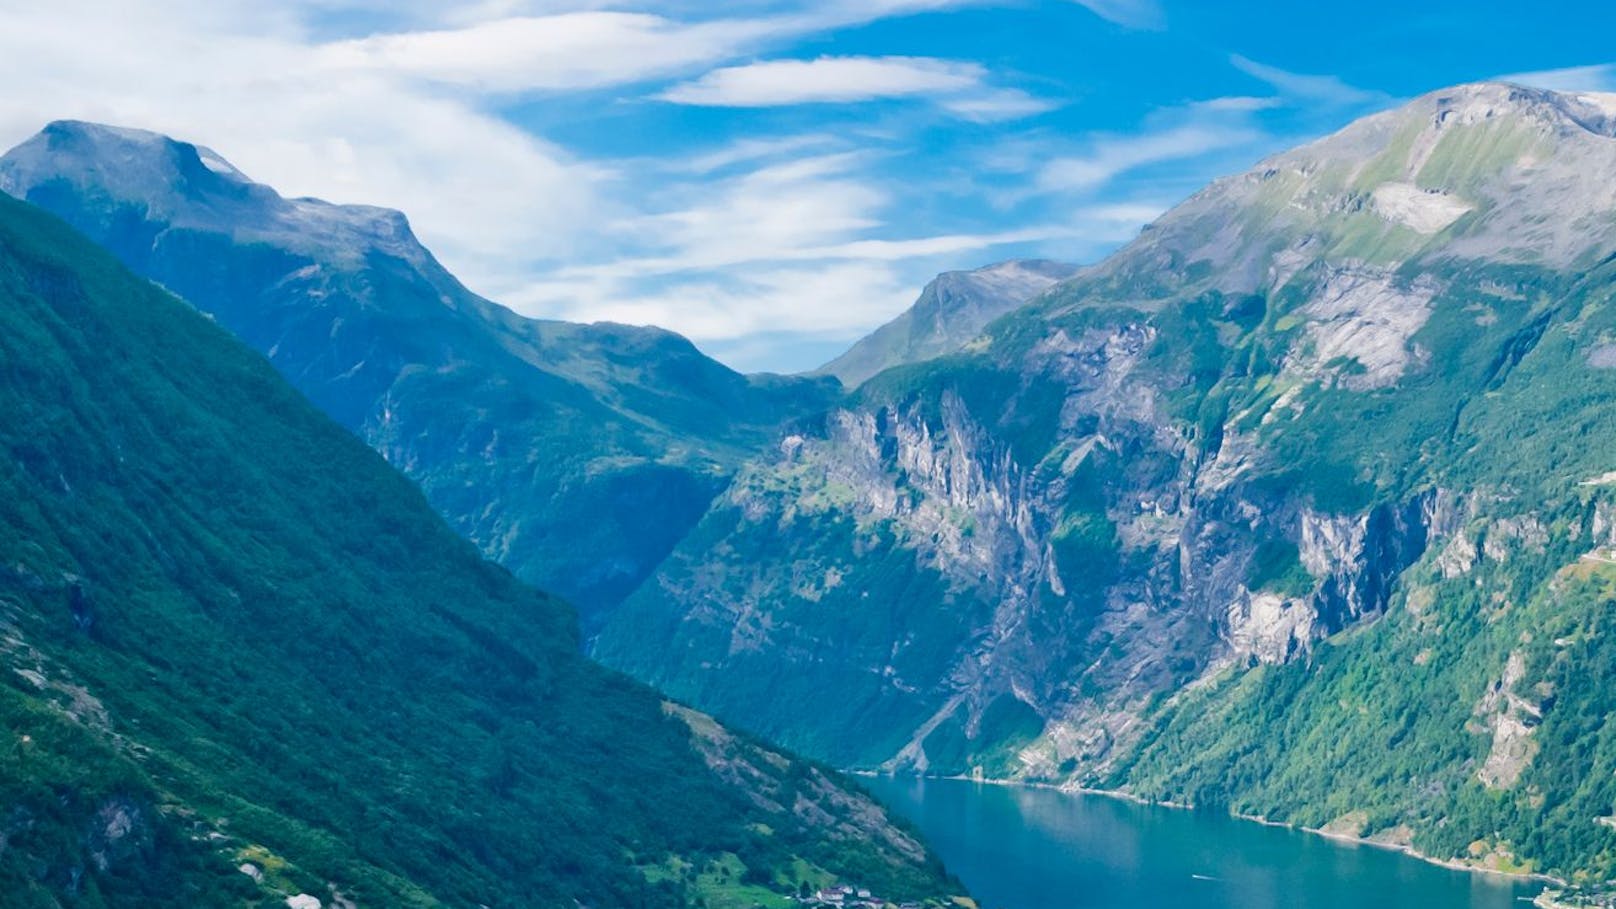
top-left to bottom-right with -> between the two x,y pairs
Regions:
795,883 -> 929,909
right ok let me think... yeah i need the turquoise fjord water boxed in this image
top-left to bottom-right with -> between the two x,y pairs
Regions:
864,777 -> 1545,909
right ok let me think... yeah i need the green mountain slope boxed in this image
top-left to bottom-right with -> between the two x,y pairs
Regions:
0,121 -> 839,630
0,192 -> 953,907
596,82 -> 1616,880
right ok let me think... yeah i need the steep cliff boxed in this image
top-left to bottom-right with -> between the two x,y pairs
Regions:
597,83 -> 1616,879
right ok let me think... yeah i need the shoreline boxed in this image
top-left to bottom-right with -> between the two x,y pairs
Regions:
852,770 -> 1563,890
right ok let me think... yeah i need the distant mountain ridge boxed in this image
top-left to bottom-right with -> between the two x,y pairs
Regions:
0,120 -> 840,628
818,259 -> 1078,387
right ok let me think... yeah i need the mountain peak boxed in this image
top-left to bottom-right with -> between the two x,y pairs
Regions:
0,120 -> 423,264
41,118 -> 176,148
820,258 -> 1078,386
4,119 -> 255,201
1423,80 -> 1616,135
1276,80 -> 1616,195
1042,80 -> 1616,316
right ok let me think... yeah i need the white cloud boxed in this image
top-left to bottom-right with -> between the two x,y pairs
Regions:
318,2 -> 995,94
617,152 -> 889,268
1502,62 -> 1616,92
662,56 -> 982,105
941,89 -> 1058,121
0,0 -> 605,285
1230,54 -> 1384,107
659,55 -> 1053,120
671,134 -> 843,174
1072,0 -> 1165,29
530,260 -> 921,342
321,12 -> 782,92
506,182 -> 1151,366
1193,95 -> 1283,113
514,148 -> 1076,297
1039,122 -> 1263,192
0,0 -> 1211,373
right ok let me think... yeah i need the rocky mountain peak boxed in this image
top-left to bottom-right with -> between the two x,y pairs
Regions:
1426,81 -> 1616,137
1039,82 -> 1616,317
1,120 -> 426,265
3,120 -> 261,208
820,258 -> 1078,386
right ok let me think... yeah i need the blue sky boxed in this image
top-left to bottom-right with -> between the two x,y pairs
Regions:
4,1 -> 1616,372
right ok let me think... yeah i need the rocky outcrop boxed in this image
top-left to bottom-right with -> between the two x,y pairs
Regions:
1472,650 -> 1548,790
799,393 -> 1046,592
1224,591 -> 1315,665
1289,268 -> 1439,390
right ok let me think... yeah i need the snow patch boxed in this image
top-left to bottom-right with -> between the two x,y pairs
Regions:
1578,92 -> 1616,119
195,146 -> 244,178
1370,182 -> 1473,234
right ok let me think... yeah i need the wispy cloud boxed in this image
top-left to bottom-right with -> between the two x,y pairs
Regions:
1038,122 -> 1263,192
0,0 -> 1396,373
505,148 -> 1078,320
940,89 -> 1058,121
321,12 -> 781,92
662,56 -> 981,105
1502,62 -> 1616,92
1193,95 -> 1283,113
670,134 -> 845,175
504,198 -> 1145,372
1230,54 -> 1385,107
1071,0 -> 1165,30
659,55 -> 1052,120
318,3 -> 992,94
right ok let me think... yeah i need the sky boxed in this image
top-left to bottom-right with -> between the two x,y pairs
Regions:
4,2 -> 1616,372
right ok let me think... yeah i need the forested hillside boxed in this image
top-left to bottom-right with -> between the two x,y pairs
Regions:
0,192 -> 953,908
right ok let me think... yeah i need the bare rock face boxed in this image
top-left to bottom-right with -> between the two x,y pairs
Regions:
1289,268 -> 1439,390
1225,591 -> 1314,665
87,798 -> 144,873
1472,650 -> 1548,790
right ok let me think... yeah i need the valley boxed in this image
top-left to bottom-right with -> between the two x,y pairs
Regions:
7,69 -> 1616,907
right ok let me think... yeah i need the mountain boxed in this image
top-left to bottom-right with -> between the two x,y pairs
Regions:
0,191 -> 954,907
0,121 -> 840,630
819,259 -> 1078,387
595,82 -> 1616,879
